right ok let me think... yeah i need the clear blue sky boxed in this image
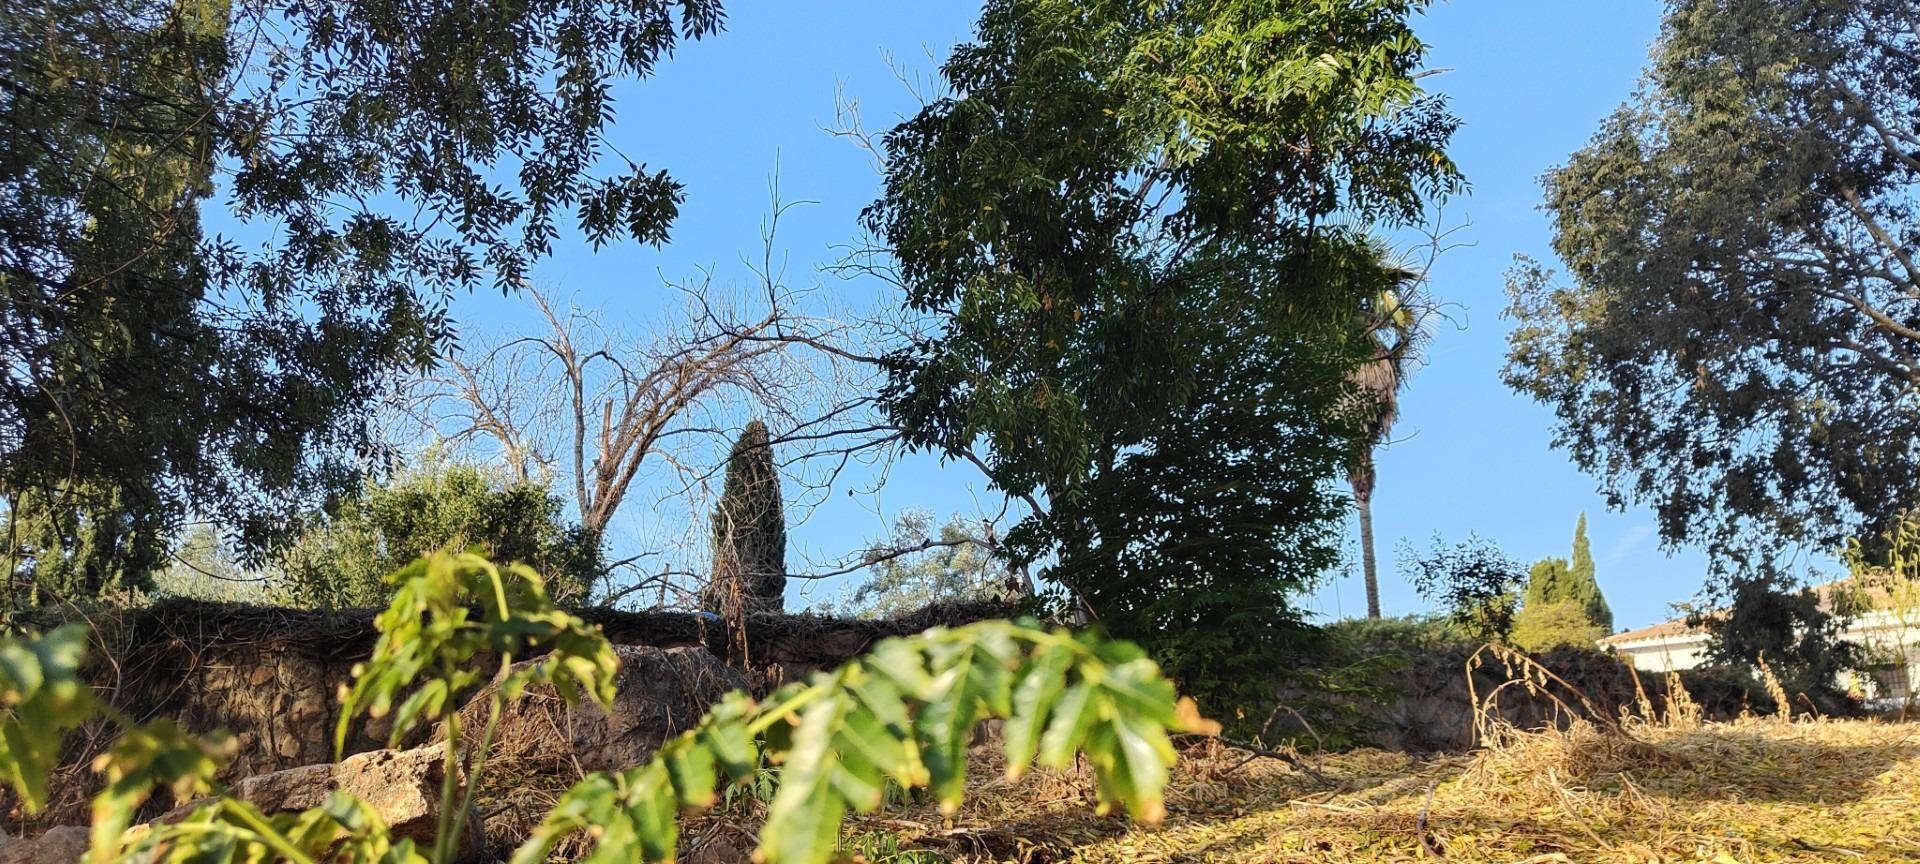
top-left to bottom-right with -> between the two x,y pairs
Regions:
447,0 -> 1778,631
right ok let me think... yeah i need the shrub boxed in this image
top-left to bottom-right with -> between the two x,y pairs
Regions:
1323,614 -> 1479,655
1510,600 -> 1608,653
277,453 -> 602,607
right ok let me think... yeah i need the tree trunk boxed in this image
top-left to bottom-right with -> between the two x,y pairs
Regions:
1354,451 -> 1381,619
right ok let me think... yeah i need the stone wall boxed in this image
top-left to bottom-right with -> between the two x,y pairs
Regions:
7,598 -> 1010,830
1274,644 -> 1775,753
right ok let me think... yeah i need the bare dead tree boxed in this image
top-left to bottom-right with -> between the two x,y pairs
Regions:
416,188 -> 903,606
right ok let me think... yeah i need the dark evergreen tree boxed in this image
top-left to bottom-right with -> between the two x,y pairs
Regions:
0,0 -> 722,601
1568,513 -> 1612,631
1522,557 -> 1573,612
703,421 -> 786,616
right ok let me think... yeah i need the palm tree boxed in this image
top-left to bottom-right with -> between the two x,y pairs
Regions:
1347,246 -> 1427,619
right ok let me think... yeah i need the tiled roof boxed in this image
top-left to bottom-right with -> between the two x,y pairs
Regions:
1599,618 -> 1705,646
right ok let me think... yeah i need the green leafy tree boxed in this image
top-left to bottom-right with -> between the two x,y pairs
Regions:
1695,575 -> 1861,705
844,511 -> 1009,620
277,454 -> 602,607
1034,332 -> 1357,715
1510,601 -> 1607,653
701,421 -> 786,616
1514,516 -> 1613,646
0,0 -> 723,596
1401,534 -> 1525,643
1503,0 -> 1920,575
3,483 -> 168,608
865,0 -> 1459,714
0,552 -> 1208,864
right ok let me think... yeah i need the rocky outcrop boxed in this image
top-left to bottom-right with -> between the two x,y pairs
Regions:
447,645 -> 748,771
244,744 -> 451,842
163,743 -> 455,844
167,649 -> 348,777
0,826 -> 89,864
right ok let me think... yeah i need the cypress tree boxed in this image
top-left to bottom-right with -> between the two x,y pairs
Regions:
1516,515 -> 1615,646
703,421 -> 788,616
1567,513 -> 1613,631
1523,557 -> 1571,610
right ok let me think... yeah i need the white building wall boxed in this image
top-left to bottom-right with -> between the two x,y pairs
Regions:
1611,635 -> 1712,673
1603,612 -> 1920,700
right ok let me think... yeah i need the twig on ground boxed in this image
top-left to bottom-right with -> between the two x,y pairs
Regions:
1193,736 -> 1332,787
1417,779 -> 1445,860
1286,799 -> 1371,814
1791,838 -> 1864,858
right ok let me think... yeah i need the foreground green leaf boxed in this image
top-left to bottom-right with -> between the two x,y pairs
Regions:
518,619 -> 1212,864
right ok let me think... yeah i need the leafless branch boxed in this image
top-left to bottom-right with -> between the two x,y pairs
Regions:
414,180 -> 903,608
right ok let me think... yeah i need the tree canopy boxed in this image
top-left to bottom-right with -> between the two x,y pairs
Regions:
0,0 -> 723,597
1510,600 -> 1606,653
1402,533 -> 1526,643
1519,514 -> 1613,633
866,0 -> 1459,711
1568,513 -> 1611,630
1511,515 -> 1612,650
1504,0 -> 1920,574
276,453 -> 602,607
843,511 -> 1008,620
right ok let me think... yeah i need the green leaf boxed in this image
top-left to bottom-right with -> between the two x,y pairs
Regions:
663,741 -> 719,808
698,697 -> 760,783
387,680 -> 448,748
337,552 -> 616,759
625,763 -> 677,863
0,626 -> 96,813
513,619 -> 1189,864
1104,710 -> 1176,823
761,693 -> 848,864
837,703 -> 926,789
825,739 -> 886,813
864,638 -> 934,696
1038,681 -> 1098,768
1003,642 -> 1074,777
89,721 -> 222,864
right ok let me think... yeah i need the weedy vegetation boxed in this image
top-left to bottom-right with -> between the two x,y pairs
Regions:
0,553 -> 1209,864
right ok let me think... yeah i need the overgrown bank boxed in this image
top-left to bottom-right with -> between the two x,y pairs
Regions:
0,597 -> 1011,832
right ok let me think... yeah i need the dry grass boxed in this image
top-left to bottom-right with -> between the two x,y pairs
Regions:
849,716 -> 1920,863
